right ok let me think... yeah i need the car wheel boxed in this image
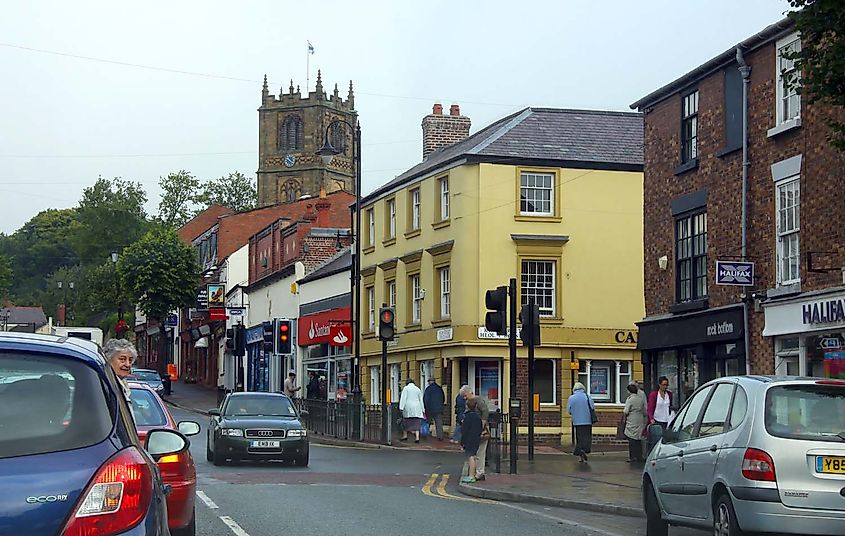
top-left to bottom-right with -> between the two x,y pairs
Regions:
644,482 -> 668,536
294,452 -> 309,467
170,508 -> 196,536
212,446 -> 225,466
714,493 -> 746,536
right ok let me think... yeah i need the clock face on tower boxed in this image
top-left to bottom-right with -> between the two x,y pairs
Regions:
284,154 -> 296,168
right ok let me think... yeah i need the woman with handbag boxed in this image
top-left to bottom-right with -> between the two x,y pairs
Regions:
622,382 -> 647,463
567,382 -> 595,462
398,378 -> 425,443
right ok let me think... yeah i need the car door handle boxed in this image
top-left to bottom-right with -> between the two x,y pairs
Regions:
710,445 -> 718,452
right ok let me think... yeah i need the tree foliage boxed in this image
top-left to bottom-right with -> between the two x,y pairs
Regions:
119,227 -> 199,321
0,255 -> 11,299
157,170 -> 202,228
787,0 -> 845,150
198,172 -> 257,213
74,177 -> 149,264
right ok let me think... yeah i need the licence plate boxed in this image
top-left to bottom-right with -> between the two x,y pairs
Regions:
815,456 -> 845,474
250,440 -> 280,448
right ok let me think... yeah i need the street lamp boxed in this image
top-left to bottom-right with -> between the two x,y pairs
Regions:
316,119 -> 362,398
57,281 -> 74,326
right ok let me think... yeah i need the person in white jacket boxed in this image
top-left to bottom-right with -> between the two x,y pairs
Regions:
399,378 -> 425,443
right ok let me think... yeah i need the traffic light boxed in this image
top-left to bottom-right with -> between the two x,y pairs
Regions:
234,324 -> 246,357
277,319 -> 292,354
378,307 -> 395,341
519,303 -> 541,346
262,320 -> 275,353
226,327 -> 236,352
484,286 -> 508,335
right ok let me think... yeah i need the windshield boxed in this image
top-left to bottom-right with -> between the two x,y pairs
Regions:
130,370 -> 161,382
0,351 -> 113,459
224,396 -> 296,417
129,388 -> 168,426
765,384 -> 845,441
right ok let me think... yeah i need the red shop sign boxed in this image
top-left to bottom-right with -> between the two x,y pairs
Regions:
329,324 -> 352,347
298,306 -> 351,345
209,307 -> 227,321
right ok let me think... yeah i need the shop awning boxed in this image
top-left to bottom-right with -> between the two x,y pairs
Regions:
637,305 -> 744,351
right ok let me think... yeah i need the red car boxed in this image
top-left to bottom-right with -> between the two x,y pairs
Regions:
129,381 -> 200,536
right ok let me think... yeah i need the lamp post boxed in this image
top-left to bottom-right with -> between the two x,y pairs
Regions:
57,281 -> 74,326
316,119 -> 362,399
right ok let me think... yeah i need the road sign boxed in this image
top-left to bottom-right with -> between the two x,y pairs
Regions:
165,313 -> 178,327
716,261 -> 754,286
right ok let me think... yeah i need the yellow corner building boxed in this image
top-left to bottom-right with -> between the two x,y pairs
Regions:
357,106 -> 644,447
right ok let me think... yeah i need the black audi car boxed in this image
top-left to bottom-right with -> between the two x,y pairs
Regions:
206,392 -> 309,466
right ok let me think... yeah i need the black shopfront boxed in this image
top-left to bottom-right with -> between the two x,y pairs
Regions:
637,305 -> 745,407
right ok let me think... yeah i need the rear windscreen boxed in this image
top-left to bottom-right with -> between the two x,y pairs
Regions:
129,388 -> 168,426
765,384 -> 845,442
130,371 -> 161,382
0,352 -> 114,458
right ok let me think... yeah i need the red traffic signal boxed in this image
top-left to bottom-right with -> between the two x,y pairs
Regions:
379,307 -> 395,341
277,319 -> 292,354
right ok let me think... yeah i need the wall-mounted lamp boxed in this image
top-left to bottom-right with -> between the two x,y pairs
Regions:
658,256 -> 669,271
419,288 -> 426,300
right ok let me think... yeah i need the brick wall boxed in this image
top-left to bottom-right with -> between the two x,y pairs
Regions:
642,37 -> 845,374
421,103 -> 471,158
178,205 -> 232,243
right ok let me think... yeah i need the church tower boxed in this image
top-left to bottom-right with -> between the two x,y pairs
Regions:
257,71 -> 357,206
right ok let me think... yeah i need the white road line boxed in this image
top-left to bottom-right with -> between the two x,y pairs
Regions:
493,502 -> 625,536
196,490 -> 218,510
220,515 -> 252,536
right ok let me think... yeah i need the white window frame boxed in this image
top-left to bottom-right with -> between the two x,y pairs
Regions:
439,266 -> 450,319
439,177 -> 449,220
775,176 -> 800,285
367,209 -> 375,247
369,366 -> 380,404
775,33 -> 801,126
681,90 -> 699,163
535,359 -> 557,405
386,280 -> 396,309
411,274 -> 422,324
578,360 -> 630,405
389,363 -> 401,404
520,259 -> 556,317
519,172 -> 555,216
420,360 -> 434,385
367,286 -> 375,331
411,189 -> 421,230
774,336 -> 800,376
387,198 -> 396,239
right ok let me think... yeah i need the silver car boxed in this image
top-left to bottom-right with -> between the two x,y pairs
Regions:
643,376 -> 845,535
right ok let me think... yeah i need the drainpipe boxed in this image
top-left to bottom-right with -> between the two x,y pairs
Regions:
737,47 -> 752,375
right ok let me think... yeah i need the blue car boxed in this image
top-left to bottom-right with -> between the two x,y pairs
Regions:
0,332 -> 190,536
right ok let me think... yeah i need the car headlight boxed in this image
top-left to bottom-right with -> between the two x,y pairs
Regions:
221,428 -> 244,437
287,429 -> 307,438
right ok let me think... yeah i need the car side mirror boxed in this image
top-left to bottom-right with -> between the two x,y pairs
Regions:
144,428 -> 189,462
208,408 -> 220,416
648,424 -> 666,445
177,420 -> 201,436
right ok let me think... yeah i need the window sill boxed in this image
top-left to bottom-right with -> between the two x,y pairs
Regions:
362,245 -> 375,255
767,282 -> 801,299
404,323 -> 422,332
539,317 -> 564,326
669,298 -> 708,314
514,215 -> 562,223
362,330 -> 376,339
430,318 -> 451,328
673,159 -> 699,176
539,405 -> 560,412
767,117 -> 801,138
382,238 -> 396,248
716,145 -> 742,158
404,229 -> 421,239
431,219 -> 450,230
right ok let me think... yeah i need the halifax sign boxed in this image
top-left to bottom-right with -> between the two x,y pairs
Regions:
716,260 -> 754,286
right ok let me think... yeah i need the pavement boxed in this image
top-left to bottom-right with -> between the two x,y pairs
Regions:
166,380 -> 645,520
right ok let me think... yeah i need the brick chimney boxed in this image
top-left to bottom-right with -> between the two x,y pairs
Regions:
421,103 -> 471,158
315,187 -> 331,227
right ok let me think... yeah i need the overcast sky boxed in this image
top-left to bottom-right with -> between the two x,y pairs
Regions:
0,0 -> 792,234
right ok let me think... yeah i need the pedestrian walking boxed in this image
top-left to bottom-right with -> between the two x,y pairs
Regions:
567,382 -> 595,462
459,385 -> 490,480
459,397 -> 483,483
284,371 -> 301,399
450,391 -> 466,444
103,338 -> 137,401
623,382 -> 647,463
306,371 -> 321,400
423,377 -> 445,441
399,378 -> 425,443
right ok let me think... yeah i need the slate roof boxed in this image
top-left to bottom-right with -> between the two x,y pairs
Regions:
0,306 -> 48,328
298,248 -> 352,284
362,107 -> 643,204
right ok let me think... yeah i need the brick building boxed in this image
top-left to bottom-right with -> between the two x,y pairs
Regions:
631,17 -> 845,404
257,71 -> 357,206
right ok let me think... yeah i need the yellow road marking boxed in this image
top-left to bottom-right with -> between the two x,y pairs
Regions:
422,473 -> 490,503
421,473 -> 439,498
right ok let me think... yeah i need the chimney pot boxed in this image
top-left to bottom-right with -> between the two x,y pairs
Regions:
432,103 -> 443,115
421,102 -> 471,158
450,104 -> 460,116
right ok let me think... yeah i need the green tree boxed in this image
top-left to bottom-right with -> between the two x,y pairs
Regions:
157,170 -> 202,228
0,254 -> 11,299
787,0 -> 845,150
199,172 -> 257,212
119,227 -> 198,369
74,177 -> 149,265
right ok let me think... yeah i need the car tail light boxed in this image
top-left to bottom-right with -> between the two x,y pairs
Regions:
62,447 -> 152,536
815,380 -> 845,386
742,448 -> 777,482
156,452 -> 189,480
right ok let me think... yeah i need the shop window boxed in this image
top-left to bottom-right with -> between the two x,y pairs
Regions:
369,366 -> 380,405
535,360 -> 556,405
420,360 -> 434,385
389,363 -> 402,403
806,332 -> 845,379
775,337 -> 800,376
675,211 -> 707,302
578,360 -> 631,404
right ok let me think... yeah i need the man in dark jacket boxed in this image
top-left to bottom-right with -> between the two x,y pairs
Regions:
306,371 -> 321,400
423,377 -> 446,440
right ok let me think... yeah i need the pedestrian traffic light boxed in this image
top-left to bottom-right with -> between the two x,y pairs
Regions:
519,303 -> 541,346
262,320 -> 275,353
484,286 -> 508,335
226,327 -> 236,352
277,319 -> 292,354
378,307 -> 395,341
234,324 -> 246,357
